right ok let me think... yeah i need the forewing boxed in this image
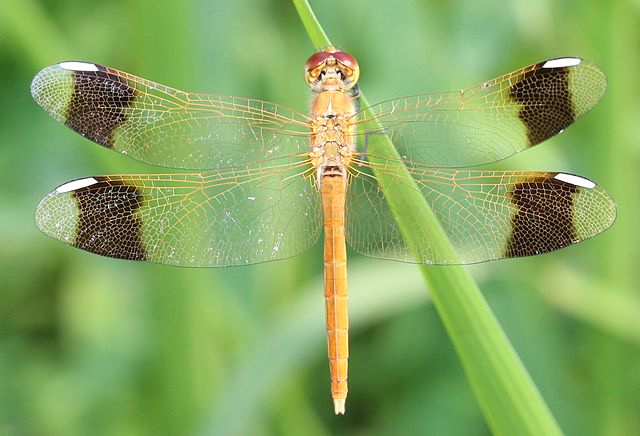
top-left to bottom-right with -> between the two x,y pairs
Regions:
354,58 -> 606,167
346,162 -> 616,264
36,156 -> 322,266
31,61 -> 311,170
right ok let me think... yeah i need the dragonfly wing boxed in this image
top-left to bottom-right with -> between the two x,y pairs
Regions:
355,58 -> 606,167
345,162 -> 616,264
31,61 -> 311,170
36,156 -> 322,266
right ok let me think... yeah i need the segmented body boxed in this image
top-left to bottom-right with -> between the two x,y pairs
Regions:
310,82 -> 358,415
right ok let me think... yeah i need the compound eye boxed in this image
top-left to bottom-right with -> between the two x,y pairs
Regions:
333,50 -> 360,85
332,51 -> 358,70
304,51 -> 333,73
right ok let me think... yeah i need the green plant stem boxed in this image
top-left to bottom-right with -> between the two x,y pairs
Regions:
292,1 -> 563,434
292,0 -> 331,49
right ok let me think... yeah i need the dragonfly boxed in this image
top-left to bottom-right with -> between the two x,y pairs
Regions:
31,47 -> 615,414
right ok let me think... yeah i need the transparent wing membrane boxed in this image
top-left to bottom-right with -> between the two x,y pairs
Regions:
31,62 -> 312,170
353,58 -> 606,167
36,156 -> 322,266
33,57 -> 613,267
346,159 -> 616,264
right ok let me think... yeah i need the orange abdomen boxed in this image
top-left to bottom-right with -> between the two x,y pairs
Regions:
321,169 -> 349,414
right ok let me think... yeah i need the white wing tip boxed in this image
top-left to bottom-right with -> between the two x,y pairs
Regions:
542,58 -> 581,69
58,61 -> 100,72
56,177 -> 99,193
554,173 -> 596,189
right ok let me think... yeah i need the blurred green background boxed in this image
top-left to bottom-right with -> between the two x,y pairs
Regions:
1,0 -> 638,434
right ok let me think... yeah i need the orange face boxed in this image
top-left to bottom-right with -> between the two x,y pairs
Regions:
304,46 -> 360,90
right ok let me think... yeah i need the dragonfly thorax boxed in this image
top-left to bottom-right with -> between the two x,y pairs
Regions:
308,77 -> 358,187
310,117 -> 353,185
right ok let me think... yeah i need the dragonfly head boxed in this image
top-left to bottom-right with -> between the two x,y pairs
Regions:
304,47 -> 360,92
